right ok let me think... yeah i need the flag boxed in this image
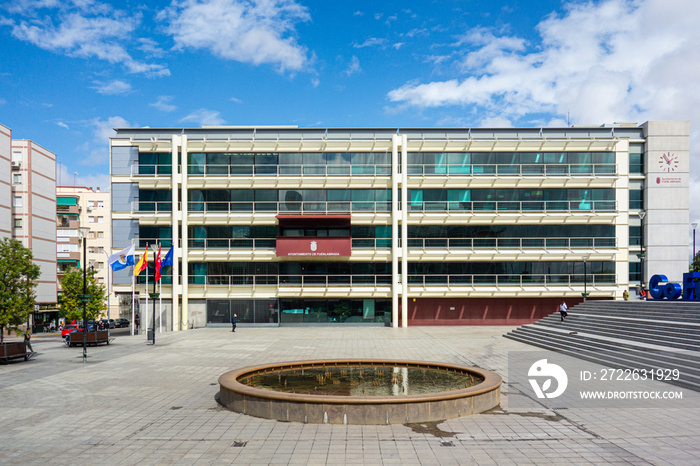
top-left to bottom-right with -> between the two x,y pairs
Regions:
162,246 -> 174,267
108,245 -> 135,271
134,248 -> 148,276
155,244 -> 162,282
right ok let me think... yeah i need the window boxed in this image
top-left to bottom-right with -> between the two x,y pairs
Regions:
88,247 -> 97,253
97,201 -> 104,208
13,173 -> 22,184
89,231 -> 97,239
13,218 -> 22,228
96,262 -> 104,270
13,195 -> 22,207
89,216 -> 96,223
98,216 -> 104,223
97,231 -> 105,239
88,201 -> 95,208
98,247 -> 105,254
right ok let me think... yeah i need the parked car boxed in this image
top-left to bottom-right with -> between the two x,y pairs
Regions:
61,324 -> 82,338
99,319 -> 116,329
115,318 -> 130,328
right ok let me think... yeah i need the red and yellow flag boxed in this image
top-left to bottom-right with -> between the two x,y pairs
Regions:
134,248 -> 148,276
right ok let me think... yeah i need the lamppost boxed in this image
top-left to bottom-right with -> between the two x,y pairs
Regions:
637,211 -> 646,298
149,244 -> 160,345
582,258 -> 589,302
77,227 -> 91,362
693,222 -> 698,265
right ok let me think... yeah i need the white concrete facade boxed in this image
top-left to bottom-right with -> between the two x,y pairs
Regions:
10,139 -> 57,306
109,122 -> 690,329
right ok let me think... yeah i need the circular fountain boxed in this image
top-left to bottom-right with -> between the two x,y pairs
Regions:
218,359 -> 501,424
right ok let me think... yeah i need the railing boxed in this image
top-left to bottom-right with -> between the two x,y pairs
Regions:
185,201 -> 391,214
188,274 -> 392,286
133,201 -> 173,213
187,273 -> 615,287
407,237 -> 616,249
186,164 -> 392,177
133,164 -> 173,176
187,238 -> 276,249
132,163 -> 617,177
409,200 -> 617,213
408,274 -> 616,286
407,163 -> 617,176
134,200 -> 614,214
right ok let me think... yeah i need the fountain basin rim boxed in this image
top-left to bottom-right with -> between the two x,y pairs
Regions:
218,358 -> 502,405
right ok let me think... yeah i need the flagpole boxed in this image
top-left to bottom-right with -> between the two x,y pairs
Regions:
159,277 -> 162,333
145,243 -> 149,338
131,239 -> 135,336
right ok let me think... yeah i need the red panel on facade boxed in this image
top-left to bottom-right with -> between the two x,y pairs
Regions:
405,297 -> 587,326
276,237 -> 352,257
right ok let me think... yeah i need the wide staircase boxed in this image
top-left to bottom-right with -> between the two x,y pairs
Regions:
504,300 -> 700,391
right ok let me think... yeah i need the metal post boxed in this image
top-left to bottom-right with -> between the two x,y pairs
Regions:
639,211 -> 646,298
82,236 -> 87,362
582,258 -> 588,302
693,223 -> 698,265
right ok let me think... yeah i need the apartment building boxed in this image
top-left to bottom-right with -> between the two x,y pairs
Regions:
110,122 -> 689,329
9,135 -> 57,324
56,186 -> 115,318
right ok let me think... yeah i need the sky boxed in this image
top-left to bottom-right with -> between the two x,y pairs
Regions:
0,0 -> 698,243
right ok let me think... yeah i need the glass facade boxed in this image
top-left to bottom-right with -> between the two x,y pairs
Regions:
407,151 -> 615,175
409,188 -> 615,212
205,298 -> 392,325
187,152 -> 391,176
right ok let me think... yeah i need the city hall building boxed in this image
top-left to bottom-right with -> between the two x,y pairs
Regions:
110,121 -> 689,330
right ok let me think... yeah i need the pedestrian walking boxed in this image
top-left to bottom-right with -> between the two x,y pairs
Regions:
559,300 -> 568,322
24,332 -> 34,352
231,313 -> 237,332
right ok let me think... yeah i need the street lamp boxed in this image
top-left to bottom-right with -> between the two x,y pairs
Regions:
692,222 -> 698,265
582,258 -> 589,302
637,211 -> 646,298
77,227 -> 91,362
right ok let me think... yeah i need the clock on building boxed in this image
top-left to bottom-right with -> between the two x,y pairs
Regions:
658,152 -> 679,172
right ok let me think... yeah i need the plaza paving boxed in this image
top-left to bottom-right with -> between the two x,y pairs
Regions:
1,326 -> 699,465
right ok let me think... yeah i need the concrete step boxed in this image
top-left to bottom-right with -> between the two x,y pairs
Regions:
533,320 -> 700,350
505,330 -> 700,391
509,326 -> 700,378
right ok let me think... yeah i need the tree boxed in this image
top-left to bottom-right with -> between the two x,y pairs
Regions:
59,266 -> 107,323
0,238 -> 40,343
692,251 -> 700,273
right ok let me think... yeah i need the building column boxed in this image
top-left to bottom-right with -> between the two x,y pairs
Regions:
171,135 -> 181,331
180,135 -> 189,330
400,134 -> 408,327
391,134 -> 400,327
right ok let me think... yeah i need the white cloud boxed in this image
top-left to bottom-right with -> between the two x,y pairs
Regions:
150,95 -> 177,112
230,96 -> 242,104
386,0 -> 700,239
353,37 -> 386,48
3,2 -> 169,77
92,79 -> 132,95
160,0 -> 312,73
343,56 -> 361,77
57,121 -> 69,129
387,0 -> 700,124
180,108 -> 225,126
393,42 -> 404,50
311,77 -> 319,87
353,11 -> 363,17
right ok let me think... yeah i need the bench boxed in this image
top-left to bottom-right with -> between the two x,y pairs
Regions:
0,342 -> 36,363
65,331 -> 113,347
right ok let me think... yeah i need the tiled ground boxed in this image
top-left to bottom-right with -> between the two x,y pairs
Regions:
1,326 -> 698,465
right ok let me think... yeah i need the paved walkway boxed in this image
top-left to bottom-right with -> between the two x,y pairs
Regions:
1,326 -> 699,465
